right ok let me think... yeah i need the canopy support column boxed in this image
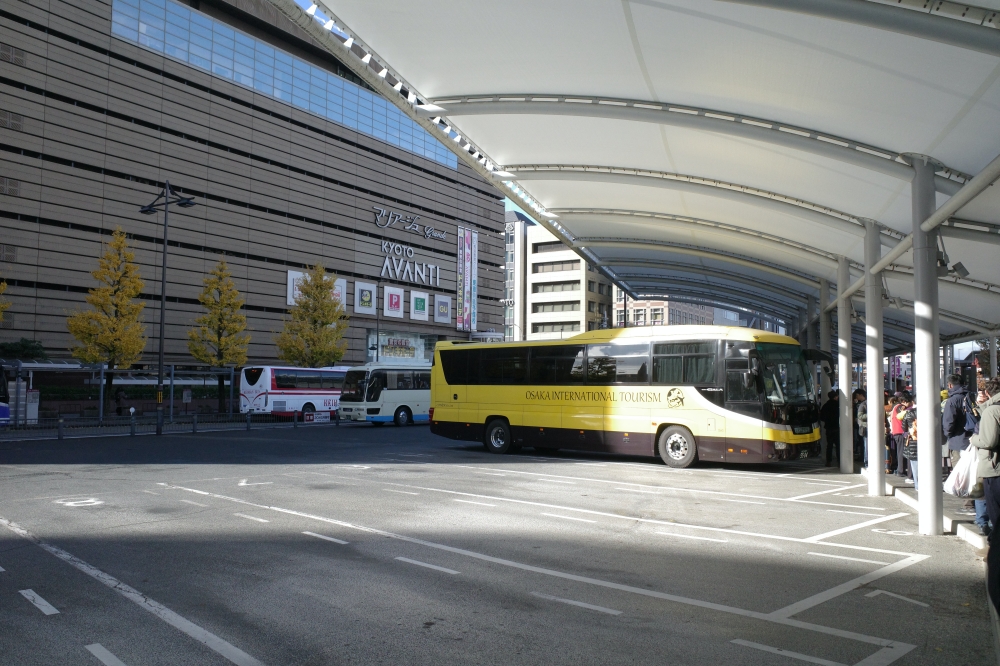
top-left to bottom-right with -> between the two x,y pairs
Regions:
991,336 -> 998,378
819,279 -> 832,401
913,157 -> 942,535
864,220 -> 885,496
837,256 -> 853,474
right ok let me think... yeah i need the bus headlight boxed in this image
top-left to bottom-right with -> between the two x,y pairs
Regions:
774,442 -> 787,450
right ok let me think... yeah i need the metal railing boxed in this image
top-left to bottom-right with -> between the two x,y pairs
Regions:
0,410 -> 343,442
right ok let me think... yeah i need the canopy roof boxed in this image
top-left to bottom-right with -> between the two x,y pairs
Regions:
278,0 -> 1000,355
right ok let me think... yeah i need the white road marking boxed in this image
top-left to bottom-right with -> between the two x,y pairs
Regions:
615,487 -> 661,494
383,489 -> 419,495
473,472 -> 506,477
141,490 -> 160,496
161,485 -> 919,660
827,510 -> 885,517
85,643 -> 128,666
655,531 -> 728,543
19,589 -> 59,615
865,590 -> 929,607
233,513 -> 269,523
303,531 -> 349,545
716,498 -> 766,505
455,465 -> 883,510
397,454 -> 432,457
804,514 -> 909,543
538,479 -> 575,484
238,479 -> 272,487
788,484 -> 867,500
531,591 -> 622,615
0,517 -> 264,666
731,639 -> 846,666
542,513 -> 597,523
808,552 -> 890,566
453,499 -> 496,507
395,557 -> 459,574
55,498 -> 104,507
573,463 -> 606,467
0,564 -> 5,572
179,500 -> 208,507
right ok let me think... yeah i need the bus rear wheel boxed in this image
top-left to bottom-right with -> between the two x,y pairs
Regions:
658,426 -> 697,468
484,419 -> 512,454
302,403 -> 316,413
393,407 -> 411,427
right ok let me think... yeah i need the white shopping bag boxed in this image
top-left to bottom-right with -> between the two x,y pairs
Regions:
944,446 -> 977,497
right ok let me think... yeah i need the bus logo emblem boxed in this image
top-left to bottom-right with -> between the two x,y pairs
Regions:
666,388 -> 685,408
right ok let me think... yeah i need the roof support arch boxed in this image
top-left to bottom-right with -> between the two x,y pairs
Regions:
509,165 -> 899,243
429,96 -> 967,194
613,267 -> 811,302
630,290 -> 790,323
622,278 -> 800,316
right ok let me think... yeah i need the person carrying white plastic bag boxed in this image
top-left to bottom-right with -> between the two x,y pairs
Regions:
944,445 -> 980,497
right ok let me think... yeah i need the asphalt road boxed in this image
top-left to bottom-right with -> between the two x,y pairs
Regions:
0,424 -> 992,665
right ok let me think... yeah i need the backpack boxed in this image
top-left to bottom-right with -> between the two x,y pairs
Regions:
963,393 -> 980,434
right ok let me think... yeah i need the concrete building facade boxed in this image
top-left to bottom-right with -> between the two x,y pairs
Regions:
0,0 -> 504,367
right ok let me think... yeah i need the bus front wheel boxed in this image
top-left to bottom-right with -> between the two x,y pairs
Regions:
484,419 -> 512,454
658,426 -> 697,468
393,407 -> 411,427
302,403 -> 316,413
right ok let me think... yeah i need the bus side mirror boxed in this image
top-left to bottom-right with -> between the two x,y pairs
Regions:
741,371 -> 755,390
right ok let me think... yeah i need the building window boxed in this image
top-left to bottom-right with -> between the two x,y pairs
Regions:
588,301 -> 596,313
532,322 -> 580,333
109,0 -> 458,168
532,301 -> 580,313
588,281 -> 595,292
616,309 -> 626,327
651,308 -> 664,324
588,321 -> 596,331
616,290 -> 625,303
532,281 -> 580,293
532,241 -> 565,254
532,259 -> 580,273
634,309 -> 646,326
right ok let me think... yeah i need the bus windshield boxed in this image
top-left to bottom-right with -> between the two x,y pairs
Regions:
756,342 -> 814,404
340,370 -> 368,402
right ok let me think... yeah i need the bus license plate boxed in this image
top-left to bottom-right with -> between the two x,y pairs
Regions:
793,426 -> 812,435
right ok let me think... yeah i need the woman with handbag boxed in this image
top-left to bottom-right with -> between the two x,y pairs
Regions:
902,410 -> 919,490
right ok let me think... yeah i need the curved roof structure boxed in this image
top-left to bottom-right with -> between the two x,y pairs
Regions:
273,0 -> 1000,356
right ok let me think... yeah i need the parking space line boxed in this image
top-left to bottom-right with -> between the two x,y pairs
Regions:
474,472 -> 506,477
142,490 -> 160,496
655,531 -> 728,543
864,590 -> 929,607
162,485 -> 919,655
615,487 -> 660,494
827,510 -> 884,517
717,499 -> 766,505
233,513 -> 269,523
180,500 -> 208,507
538,479 -> 575,484
19,589 -> 59,615
383,489 -> 419,495
731,639 -> 846,666
0,564 -> 5,572
807,552 -> 890,565
395,557 -> 459,575
788,484 -> 867,500
85,643 -> 128,666
1,517 -> 264,666
303,531 -> 349,545
804,514 -> 908,543
542,513 -> 597,523
531,591 -> 622,615
453,499 -> 496,507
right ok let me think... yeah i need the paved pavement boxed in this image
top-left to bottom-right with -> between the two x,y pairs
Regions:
0,425 -> 992,665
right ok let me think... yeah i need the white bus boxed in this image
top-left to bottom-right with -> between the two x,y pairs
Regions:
338,363 -> 432,426
240,366 -> 351,418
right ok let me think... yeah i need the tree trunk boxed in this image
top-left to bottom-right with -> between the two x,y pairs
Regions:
217,373 -> 226,414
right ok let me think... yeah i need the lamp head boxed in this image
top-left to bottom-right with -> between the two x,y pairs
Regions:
176,198 -> 196,208
139,205 -> 156,215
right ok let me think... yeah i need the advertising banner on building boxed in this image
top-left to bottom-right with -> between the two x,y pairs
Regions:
464,228 -> 472,331
435,295 -> 451,324
456,227 -> 465,331
384,286 -> 404,318
410,291 -> 429,321
332,278 -> 346,309
287,270 -> 305,306
355,281 -> 377,315
471,230 -> 478,332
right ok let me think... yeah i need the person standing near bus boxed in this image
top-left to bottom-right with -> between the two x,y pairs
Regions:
821,390 -> 839,467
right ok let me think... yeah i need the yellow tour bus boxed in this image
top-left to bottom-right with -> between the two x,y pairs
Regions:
429,325 -> 826,467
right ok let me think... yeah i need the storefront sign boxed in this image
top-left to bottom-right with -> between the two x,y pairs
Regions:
287,271 -> 346,308
384,286 -> 404,318
434,295 -> 451,324
411,290 -> 429,321
383,337 -> 416,358
355,281 -> 377,315
456,227 -> 477,331
373,207 -> 447,241
379,240 -> 441,286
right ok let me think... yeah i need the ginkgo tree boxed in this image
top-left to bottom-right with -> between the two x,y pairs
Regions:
275,263 -> 348,368
187,259 -> 250,412
66,228 -> 147,407
0,279 -> 10,324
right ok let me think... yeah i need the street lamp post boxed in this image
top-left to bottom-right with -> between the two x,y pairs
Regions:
140,181 -> 196,435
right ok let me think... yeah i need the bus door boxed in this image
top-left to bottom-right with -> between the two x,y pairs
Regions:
590,342 -> 648,454
365,369 -> 387,421
723,343 -> 764,462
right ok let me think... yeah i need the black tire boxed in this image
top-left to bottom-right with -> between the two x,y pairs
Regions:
658,426 -> 698,468
302,403 -> 316,413
484,419 -> 513,454
393,406 -> 412,427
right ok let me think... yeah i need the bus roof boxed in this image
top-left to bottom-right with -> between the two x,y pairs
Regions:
434,325 -> 798,351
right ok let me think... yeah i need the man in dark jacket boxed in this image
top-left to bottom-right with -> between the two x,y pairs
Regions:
942,373 -> 973,463
820,390 -> 840,466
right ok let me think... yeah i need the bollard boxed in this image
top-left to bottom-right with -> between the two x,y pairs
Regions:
192,413 -> 198,434
293,411 -> 298,428
130,413 -> 136,436
246,411 -> 251,431
58,418 -> 64,440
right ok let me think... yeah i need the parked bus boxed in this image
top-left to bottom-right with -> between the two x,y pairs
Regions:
429,326 -> 825,467
240,366 -> 350,417
338,363 -> 432,426
0,375 -> 9,424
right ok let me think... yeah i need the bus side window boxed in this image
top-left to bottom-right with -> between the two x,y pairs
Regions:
275,371 -> 296,389
298,371 -> 322,389
414,372 -> 431,389
387,371 -> 413,390
439,349 -> 471,385
481,347 -> 528,385
587,343 -> 649,384
725,358 -> 757,402
322,371 -> 345,389
529,346 -> 584,385
652,341 -> 716,385
366,371 -> 386,402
